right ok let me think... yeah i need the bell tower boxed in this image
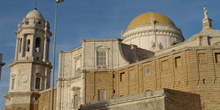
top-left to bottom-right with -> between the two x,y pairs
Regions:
4,9 -> 52,110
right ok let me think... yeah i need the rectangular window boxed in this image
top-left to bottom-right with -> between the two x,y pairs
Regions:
97,51 -> 106,65
74,94 -> 79,108
145,65 -> 151,76
12,79 -> 15,90
35,77 -> 40,89
120,72 -> 125,82
98,90 -> 106,101
175,56 -> 181,67
215,53 -> 220,63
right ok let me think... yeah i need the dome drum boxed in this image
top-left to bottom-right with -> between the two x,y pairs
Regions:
19,9 -> 49,30
21,18 -> 45,28
122,26 -> 183,39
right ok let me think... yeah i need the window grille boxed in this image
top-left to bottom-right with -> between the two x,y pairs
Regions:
97,51 -> 106,65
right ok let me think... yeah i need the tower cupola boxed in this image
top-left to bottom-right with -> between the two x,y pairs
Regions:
15,9 -> 52,62
4,9 -> 52,110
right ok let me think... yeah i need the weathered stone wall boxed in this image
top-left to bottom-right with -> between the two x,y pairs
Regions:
5,93 -> 38,110
85,48 -> 220,110
38,88 -> 57,110
164,89 -> 201,110
82,89 -> 201,110
5,104 -> 34,110
85,71 -> 114,103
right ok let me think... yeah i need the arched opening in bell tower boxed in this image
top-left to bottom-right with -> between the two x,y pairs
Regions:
19,38 -> 22,53
26,39 -> 30,52
35,38 -> 41,52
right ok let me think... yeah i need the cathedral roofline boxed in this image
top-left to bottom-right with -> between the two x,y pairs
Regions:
188,30 -> 220,41
58,46 -> 82,53
114,45 -> 220,71
81,38 -> 122,43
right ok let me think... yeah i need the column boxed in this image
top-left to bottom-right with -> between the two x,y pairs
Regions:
21,35 -> 25,57
56,81 -> 61,110
43,37 -> 47,62
30,35 -> 34,56
46,40 -> 50,61
14,38 -> 19,61
81,72 -> 85,104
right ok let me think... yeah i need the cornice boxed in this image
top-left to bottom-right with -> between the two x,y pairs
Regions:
9,60 -> 52,68
3,91 -> 35,98
56,75 -> 81,81
122,29 -> 184,41
81,39 -> 122,43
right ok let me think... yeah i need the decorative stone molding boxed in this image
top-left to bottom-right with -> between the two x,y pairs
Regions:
19,74 -> 29,83
122,30 -> 183,41
11,74 -> 16,77
56,75 -> 81,81
72,87 -> 81,91
213,42 -> 220,45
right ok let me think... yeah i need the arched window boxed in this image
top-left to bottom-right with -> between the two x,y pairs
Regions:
35,38 -> 41,52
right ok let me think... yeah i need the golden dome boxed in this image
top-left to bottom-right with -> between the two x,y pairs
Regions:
127,12 -> 176,31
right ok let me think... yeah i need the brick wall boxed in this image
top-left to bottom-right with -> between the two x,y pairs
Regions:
38,88 -> 57,110
85,48 -> 220,109
81,89 -> 201,110
85,72 -> 113,103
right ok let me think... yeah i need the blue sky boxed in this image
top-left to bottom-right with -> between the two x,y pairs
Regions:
0,0 -> 220,109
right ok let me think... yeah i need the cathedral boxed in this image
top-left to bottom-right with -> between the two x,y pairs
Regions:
4,7 -> 220,110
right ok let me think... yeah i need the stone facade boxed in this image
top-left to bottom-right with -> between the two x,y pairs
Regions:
38,88 -> 57,110
84,47 -> 220,110
4,8 -> 220,110
56,8 -> 220,110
